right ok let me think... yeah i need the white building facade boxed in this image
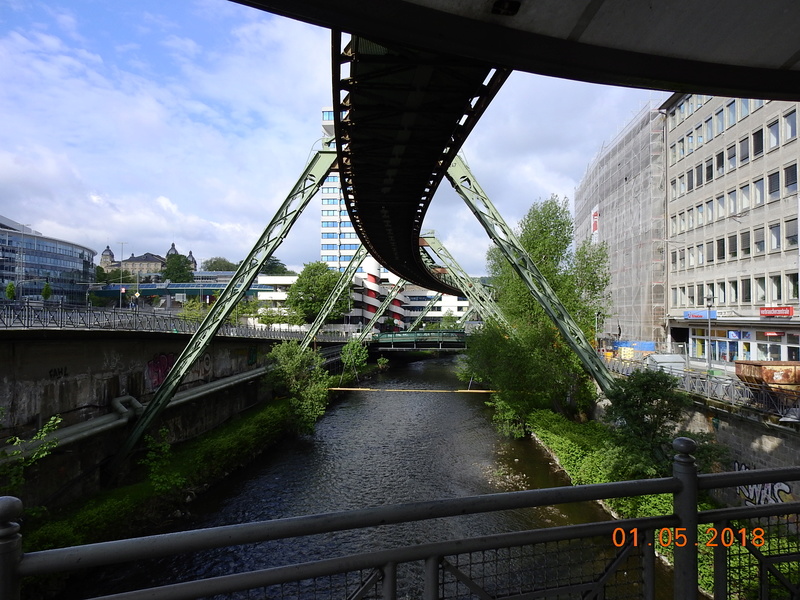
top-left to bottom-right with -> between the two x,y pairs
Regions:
664,94 -> 800,365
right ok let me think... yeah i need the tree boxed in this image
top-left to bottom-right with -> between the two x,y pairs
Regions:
285,261 -> 349,323
163,254 -> 195,283
5,282 -> 15,301
179,298 -> 206,323
260,255 -> 294,275
461,195 -> 611,431
267,341 -> 331,432
96,267 -> 135,285
41,282 -> 53,301
340,338 -> 368,383
201,257 -> 238,271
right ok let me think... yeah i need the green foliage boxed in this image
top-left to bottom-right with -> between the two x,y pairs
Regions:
340,338 -> 368,382
428,310 -> 459,330
41,281 -> 53,301
179,297 -> 207,323
5,281 -> 14,300
285,261 -> 349,323
162,254 -> 195,283
377,356 -> 390,371
603,369 -> 693,476
201,256 -> 238,271
96,267 -> 135,285
258,255 -> 294,275
258,307 -> 305,327
227,298 -> 262,325
462,195 -> 610,423
1,413 -> 63,495
139,428 -> 186,495
267,341 -> 332,432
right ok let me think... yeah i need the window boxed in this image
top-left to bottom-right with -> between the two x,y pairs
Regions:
739,137 -> 750,164
670,179 -> 677,200
670,251 -> 677,271
730,280 -> 739,303
754,227 -> 765,253
718,282 -> 726,304
741,278 -> 752,303
740,184 -> 751,210
705,159 -> 714,182
785,110 -> 797,141
679,249 -> 686,269
716,238 -> 726,261
769,223 -> 781,250
786,218 -> 798,247
705,118 -> 713,141
324,175 -> 339,183
696,204 -> 704,225
716,195 -> 725,219
789,274 -> 799,300
771,275 -> 782,301
340,232 -> 358,238
768,120 -> 780,149
756,277 -> 766,302
727,101 -> 736,127
740,98 -> 750,118
728,190 -> 737,214
696,283 -> 705,303
688,284 -> 696,304
321,244 -> 337,250
321,210 -> 337,216
340,221 -> 353,227
340,244 -> 360,250
740,230 -> 751,256
768,171 -> 781,200
754,178 -> 765,206
678,138 -> 685,158
785,163 -> 798,194
715,109 -> 724,135
695,164 -> 703,187
696,125 -> 704,147
679,174 -> 686,195
679,212 -> 686,231
321,232 -> 337,239
339,210 -> 348,217
697,244 -> 705,265
716,151 -> 724,176
688,246 -> 695,267
322,198 -> 339,205
706,199 -> 714,221
727,145 -> 737,170
321,255 -> 338,262
687,133 -> 694,154
321,221 -> 338,228
753,128 -> 764,156
706,241 -> 715,263
670,215 -> 677,235
687,208 -> 694,228
728,234 -> 738,258
687,169 -> 694,191
669,145 -> 677,165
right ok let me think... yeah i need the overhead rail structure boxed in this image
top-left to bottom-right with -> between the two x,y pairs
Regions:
420,233 -> 511,330
445,154 -> 616,393
113,147 -> 337,465
300,244 -> 369,350
356,279 -> 408,343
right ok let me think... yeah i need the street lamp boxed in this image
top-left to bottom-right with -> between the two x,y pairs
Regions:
119,242 -> 126,308
705,292 -> 714,373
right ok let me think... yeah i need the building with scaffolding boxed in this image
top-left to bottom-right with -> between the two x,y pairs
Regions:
574,102 -> 666,352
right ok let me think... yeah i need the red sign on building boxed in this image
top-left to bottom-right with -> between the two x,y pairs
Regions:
760,306 -> 794,317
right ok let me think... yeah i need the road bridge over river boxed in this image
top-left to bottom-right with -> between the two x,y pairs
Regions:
5,1 -> 800,598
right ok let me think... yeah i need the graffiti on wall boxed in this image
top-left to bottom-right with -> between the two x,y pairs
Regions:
145,352 -> 212,391
48,366 -> 68,379
734,461 -> 794,505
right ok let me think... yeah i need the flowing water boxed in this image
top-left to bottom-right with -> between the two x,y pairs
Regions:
70,355 -> 671,598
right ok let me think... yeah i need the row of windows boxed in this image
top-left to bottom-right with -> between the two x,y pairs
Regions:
671,117 -> 797,188
668,96 -> 766,133
671,274 -> 800,307
321,210 -> 349,217
321,255 -> 355,262
320,187 -> 342,195
670,165 -> 798,227
324,175 -> 339,183
321,232 -> 358,239
321,221 -> 353,228
322,198 -> 346,205
670,219 -> 798,269
321,244 -> 360,250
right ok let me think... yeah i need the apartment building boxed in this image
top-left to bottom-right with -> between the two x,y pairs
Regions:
664,94 -> 800,364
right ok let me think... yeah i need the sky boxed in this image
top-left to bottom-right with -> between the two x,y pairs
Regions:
0,0 -> 669,277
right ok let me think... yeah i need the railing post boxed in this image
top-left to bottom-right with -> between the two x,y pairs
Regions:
381,561 -> 397,600
0,497 -> 23,600
423,556 -> 440,600
672,437 -> 699,600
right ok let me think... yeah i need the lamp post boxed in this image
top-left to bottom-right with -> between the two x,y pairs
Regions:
119,242 -> 126,308
595,311 -> 601,350
705,292 -> 714,373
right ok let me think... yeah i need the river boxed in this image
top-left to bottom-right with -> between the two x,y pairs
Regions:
72,355 -> 671,598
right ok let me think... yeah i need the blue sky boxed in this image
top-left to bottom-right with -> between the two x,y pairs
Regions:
0,0 -> 668,276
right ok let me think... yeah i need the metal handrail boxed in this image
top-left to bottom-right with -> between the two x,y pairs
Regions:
4,439 -> 800,599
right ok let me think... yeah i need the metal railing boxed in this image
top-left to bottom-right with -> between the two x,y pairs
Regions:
0,304 -> 352,343
605,357 -> 800,423
5,438 -> 800,600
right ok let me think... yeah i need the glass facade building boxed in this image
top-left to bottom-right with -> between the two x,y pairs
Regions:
0,215 -> 96,304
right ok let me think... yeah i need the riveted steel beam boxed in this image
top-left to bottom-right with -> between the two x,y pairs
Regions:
114,148 -> 338,465
445,154 -> 615,393
407,292 -> 442,331
357,279 -> 407,343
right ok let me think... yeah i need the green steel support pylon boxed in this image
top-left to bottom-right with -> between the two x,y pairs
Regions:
356,279 -> 408,343
407,292 -> 442,331
114,147 -> 338,465
301,244 -> 369,350
420,233 -> 512,331
445,154 -> 615,394
457,305 -> 477,325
